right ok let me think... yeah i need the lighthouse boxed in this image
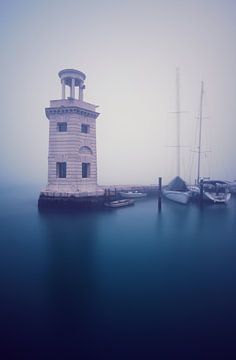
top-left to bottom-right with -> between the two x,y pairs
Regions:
44,69 -> 100,195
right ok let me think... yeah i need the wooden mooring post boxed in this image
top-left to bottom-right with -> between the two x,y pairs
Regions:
108,188 -> 111,202
158,177 -> 162,212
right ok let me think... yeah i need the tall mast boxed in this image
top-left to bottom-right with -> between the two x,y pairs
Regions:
197,81 -> 204,184
169,68 -> 187,177
176,68 -> 180,177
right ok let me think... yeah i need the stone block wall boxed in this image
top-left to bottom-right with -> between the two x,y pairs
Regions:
46,103 -> 99,193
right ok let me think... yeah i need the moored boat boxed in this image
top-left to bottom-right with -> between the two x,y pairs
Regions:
104,199 -> 135,208
119,191 -> 147,199
164,69 -> 190,205
190,180 -> 231,204
162,190 -> 190,204
162,176 -> 190,204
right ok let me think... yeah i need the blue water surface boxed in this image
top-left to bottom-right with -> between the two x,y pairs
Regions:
1,185 -> 236,359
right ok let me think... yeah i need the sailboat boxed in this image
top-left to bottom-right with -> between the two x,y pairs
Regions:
162,69 -> 191,204
163,176 -> 190,204
191,82 -> 231,204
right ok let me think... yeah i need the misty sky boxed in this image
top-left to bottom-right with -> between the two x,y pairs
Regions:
1,0 -> 236,186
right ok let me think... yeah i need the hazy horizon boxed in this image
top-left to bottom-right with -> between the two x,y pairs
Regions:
1,0 -> 236,187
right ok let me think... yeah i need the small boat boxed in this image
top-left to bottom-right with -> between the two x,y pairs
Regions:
162,176 -> 190,204
104,199 -> 135,208
119,191 -> 147,198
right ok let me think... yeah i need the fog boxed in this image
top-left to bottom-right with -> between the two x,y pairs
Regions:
1,0 -> 236,187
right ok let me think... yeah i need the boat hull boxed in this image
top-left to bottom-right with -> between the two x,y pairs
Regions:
204,192 -> 231,204
189,187 -> 231,204
104,199 -> 135,208
162,190 -> 190,204
119,192 -> 147,198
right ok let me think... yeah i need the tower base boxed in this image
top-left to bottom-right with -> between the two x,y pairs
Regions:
38,190 -> 105,210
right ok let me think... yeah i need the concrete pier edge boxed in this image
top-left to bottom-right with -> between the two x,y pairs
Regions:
38,185 -> 159,209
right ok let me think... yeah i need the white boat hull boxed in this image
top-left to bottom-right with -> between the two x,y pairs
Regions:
104,199 -> 135,208
189,187 -> 231,204
162,190 -> 190,204
119,192 -> 147,198
204,192 -> 231,204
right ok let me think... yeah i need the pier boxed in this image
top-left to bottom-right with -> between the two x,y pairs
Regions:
38,185 -> 159,209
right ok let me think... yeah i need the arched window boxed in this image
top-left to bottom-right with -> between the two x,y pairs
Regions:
79,146 -> 93,155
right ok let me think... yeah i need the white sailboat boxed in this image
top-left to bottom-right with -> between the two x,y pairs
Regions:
163,69 -> 190,204
163,176 -> 190,204
191,82 -> 231,204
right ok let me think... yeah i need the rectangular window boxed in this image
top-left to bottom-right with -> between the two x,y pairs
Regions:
82,163 -> 90,178
57,122 -> 67,132
56,162 -> 67,178
81,124 -> 90,133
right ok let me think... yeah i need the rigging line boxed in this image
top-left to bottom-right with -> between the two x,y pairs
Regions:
207,151 -> 212,179
189,150 -> 195,184
188,145 -> 194,184
168,68 -> 190,178
189,91 -> 201,183
189,113 -> 199,184
197,81 -> 204,184
169,111 -> 189,114
176,67 -> 181,177
166,145 -> 189,148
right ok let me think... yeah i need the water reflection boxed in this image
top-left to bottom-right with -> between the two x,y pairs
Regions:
38,209 -> 109,353
1,187 -> 236,358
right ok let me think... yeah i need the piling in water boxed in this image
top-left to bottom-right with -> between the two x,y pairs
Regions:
158,177 -> 162,212
200,179 -> 204,205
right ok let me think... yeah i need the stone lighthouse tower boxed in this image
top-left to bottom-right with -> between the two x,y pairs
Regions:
45,69 -> 100,194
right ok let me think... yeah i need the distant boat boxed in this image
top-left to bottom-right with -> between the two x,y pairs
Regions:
190,82 -> 231,205
164,69 -> 190,205
191,180 -> 231,204
119,191 -> 147,199
204,181 -> 231,204
162,176 -> 190,204
104,199 -> 135,208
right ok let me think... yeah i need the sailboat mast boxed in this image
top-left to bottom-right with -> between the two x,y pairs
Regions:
197,81 -> 204,184
176,68 -> 180,177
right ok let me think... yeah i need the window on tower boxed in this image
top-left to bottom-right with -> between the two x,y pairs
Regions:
57,122 -> 67,132
82,163 -> 90,178
81,124 -> 90,133
56,162 -> 67,178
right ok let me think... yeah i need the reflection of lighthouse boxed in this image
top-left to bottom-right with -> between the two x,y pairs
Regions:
45,69 -> 100,194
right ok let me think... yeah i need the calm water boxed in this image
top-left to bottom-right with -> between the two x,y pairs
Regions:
1,185 -> 236,359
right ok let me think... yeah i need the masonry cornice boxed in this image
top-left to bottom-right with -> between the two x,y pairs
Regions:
45,106 -> 100,120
